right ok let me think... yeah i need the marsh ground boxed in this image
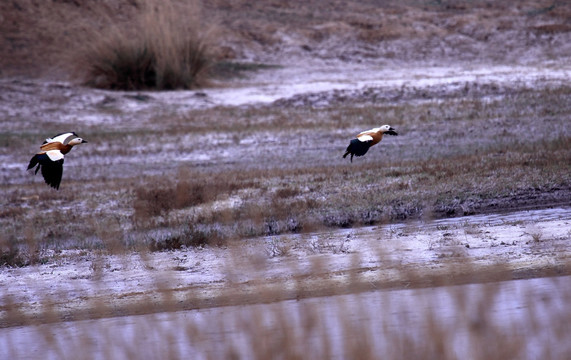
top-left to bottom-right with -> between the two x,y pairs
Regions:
1,61 -> 569,253
1,0 -> 571,358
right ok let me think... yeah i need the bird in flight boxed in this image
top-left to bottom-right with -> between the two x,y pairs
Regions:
343,125 -> 398,162
27,132 -> 88,190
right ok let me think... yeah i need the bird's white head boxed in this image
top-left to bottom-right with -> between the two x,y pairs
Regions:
377,125 -> 398,136
68,137 -> 88,146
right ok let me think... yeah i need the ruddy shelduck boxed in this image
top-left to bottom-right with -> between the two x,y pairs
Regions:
343,125 -> 398,162
27,132 -> 88,190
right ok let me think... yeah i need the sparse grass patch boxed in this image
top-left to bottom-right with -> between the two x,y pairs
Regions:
133,186 -> 176,219
524,226 -> 544,243
0,206 -> 26,219
307,234 -> 351,254
0,232 -> 46,267
265,237 -> 292,257
462,221 -> 482,235
132,171 -> 255,227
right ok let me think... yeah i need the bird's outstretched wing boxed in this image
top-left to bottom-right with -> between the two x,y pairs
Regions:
28,151 -> 65,190
42,132 -> 78,145
347,138 -> 373,157
40,158 -> 64,190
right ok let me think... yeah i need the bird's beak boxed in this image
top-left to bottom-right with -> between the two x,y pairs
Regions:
386,127 -> 398,136
82,140 -> 88,143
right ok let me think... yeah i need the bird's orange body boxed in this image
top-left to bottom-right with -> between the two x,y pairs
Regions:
40,142 -> 73,154
357,130 -> 384,147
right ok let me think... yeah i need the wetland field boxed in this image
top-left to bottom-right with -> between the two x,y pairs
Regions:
1,1 -> 570,359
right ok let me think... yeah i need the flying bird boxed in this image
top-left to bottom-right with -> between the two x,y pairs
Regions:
343,125 -> 398,162
27,132 -> 88,190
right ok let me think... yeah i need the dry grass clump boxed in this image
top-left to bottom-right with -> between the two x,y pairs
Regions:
75,0 -> 214,90
132,171 -> 254,226
132,174 -> 317,242
0,246 -> 27,268
524,226 -> 544,243
0,231 -> 44,267
148,224 -> 226,251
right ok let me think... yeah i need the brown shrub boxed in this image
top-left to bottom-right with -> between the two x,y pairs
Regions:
132,171 -> 254,227
133,186 -> 176,219
74,0 -> 215,90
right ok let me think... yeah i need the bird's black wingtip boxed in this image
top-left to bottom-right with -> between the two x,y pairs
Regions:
27,154 -> 39,171
44,178 -> 61,190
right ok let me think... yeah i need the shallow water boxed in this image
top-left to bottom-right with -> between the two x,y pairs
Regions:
1,274 -> 569,359
149,63 -> 571,109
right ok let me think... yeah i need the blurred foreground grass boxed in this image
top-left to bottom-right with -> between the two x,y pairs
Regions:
1,248 -> 570,359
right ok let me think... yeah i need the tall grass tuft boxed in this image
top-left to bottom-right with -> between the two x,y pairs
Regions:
76,0 -> 214,90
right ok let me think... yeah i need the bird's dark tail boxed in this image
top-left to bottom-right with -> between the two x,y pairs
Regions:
27,154 -> 40,172
343,151 -> 355,162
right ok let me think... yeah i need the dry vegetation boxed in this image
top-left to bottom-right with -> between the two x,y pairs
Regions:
74,0 -> 214,90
